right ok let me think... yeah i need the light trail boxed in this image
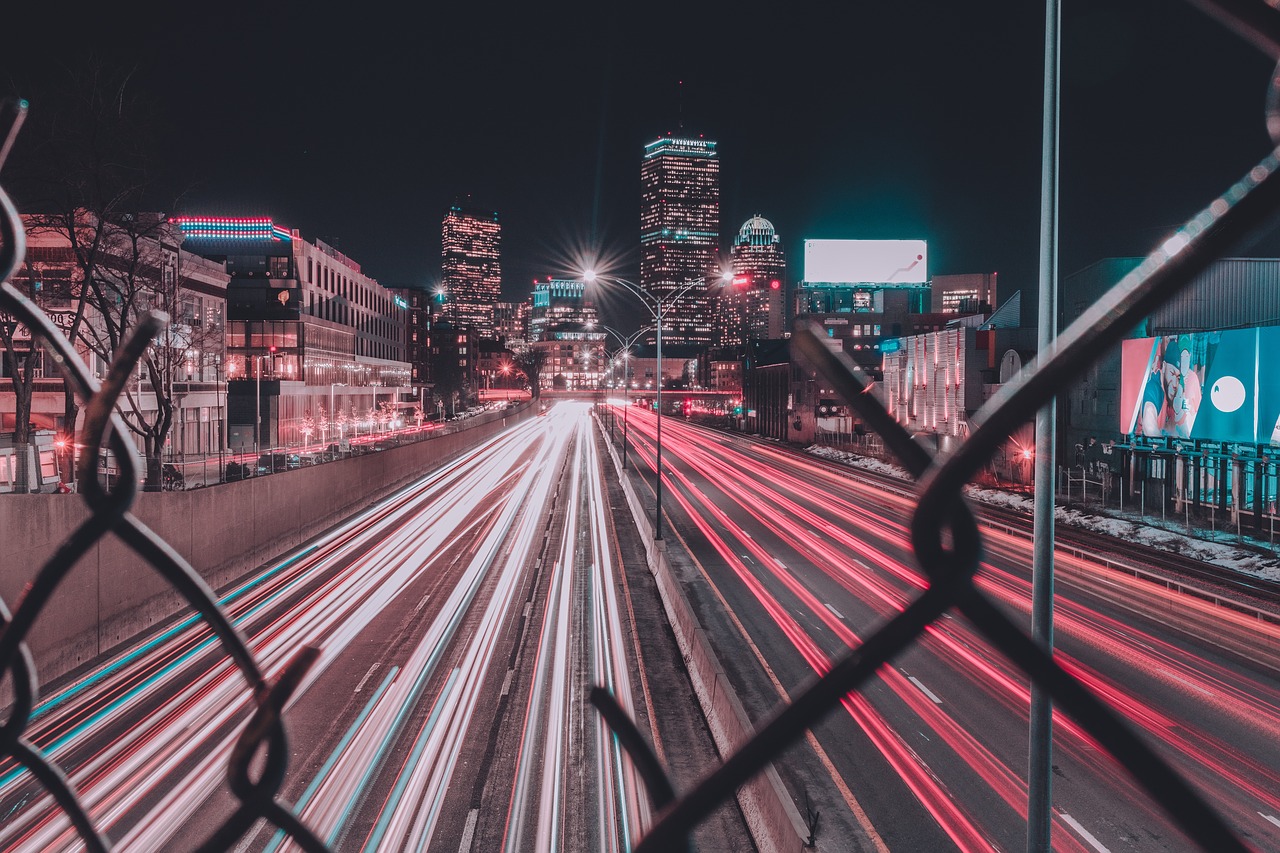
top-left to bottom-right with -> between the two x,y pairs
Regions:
616,406 -> 1280,851
0,413 -> 560,850
503,405 -> 646,852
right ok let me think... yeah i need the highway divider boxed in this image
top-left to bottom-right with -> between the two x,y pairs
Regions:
595,412 -> 808,852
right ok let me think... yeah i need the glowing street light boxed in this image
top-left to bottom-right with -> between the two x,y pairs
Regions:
500,361 -> 514,401
583,269 -> 735,540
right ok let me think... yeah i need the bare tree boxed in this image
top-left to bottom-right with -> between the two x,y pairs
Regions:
514,347 -> 548,400
0,278 -> 40,491
8,61 -> 187,490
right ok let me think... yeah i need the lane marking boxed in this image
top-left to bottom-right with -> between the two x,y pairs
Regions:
414,593 -> 431,613
907,675 -> 942,704
1172,675 -> 1214,697
1060,813 -> 1112,852
742,554 -> 754,563
823,602 -> 844,620
500,668 -> 514,698
1260,812 -> 1280,829
457,808 -> 480,852
354,662 -> 380,693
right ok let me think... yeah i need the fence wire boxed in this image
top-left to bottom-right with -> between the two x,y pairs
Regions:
1,2 -> 1277,851
599,2 -> 1280,851
0,101 -> 331,852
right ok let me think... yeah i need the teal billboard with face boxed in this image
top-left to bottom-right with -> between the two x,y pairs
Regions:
1120,328 -> 1275,444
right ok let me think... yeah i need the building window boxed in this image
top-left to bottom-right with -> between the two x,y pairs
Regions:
269,256 -> 291,279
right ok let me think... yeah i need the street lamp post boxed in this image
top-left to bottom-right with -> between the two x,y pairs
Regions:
594,323 -> 650,472
500,362 -> 513,402
584,271 -> 733,540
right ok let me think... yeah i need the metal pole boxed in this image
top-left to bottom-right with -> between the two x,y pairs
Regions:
655,300 -> 664,540
255,356 -> 261,463
623,354 -> 630,470
1028,0 -> 1059,849
217,357 -> 225,482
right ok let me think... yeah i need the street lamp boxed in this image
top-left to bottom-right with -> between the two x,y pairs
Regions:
500,361 -> 513,401
583,270 -> 734,539
593,322 -> 651,472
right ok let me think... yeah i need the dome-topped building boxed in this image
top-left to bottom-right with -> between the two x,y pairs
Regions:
719,214 -> 787,345
736,215 -> 780,248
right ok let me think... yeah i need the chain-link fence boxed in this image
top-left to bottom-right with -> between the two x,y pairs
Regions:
0,99 -> 332,853
3,1 -> 1278,849
590,2 -> 1278,850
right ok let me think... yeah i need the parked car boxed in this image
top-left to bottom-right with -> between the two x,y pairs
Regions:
162,464 -> 184,490
255,452 -> 301,474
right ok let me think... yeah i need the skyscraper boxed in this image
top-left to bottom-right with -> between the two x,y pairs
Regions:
722,214 -> 787,345
441,204 -> 501,338
640,136 -> 721,346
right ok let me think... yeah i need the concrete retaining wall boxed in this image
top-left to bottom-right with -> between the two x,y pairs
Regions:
597,414 -> 808,852
0,404 -> 533,685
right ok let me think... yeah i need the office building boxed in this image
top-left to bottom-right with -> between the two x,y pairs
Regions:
529,279 -> 597,342
722,214 -> 787,345
932,272 -> 997,314
528,278 -> 603,390
441,205 -> 501,339
640,136 -> 721,346
176,216 -> 410,452
494,301 -> 530,350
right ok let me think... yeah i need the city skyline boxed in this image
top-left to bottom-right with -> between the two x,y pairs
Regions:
5,1 -> 1276,334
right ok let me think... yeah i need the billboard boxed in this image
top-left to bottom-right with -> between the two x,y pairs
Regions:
1119,327 -> 1280,444
803,239 -> 928,284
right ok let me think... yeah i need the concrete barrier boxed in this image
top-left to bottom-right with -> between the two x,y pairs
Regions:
595,413 -> 808,852
0,404 -> 533,686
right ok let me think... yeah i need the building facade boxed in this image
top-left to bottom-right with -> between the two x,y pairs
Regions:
494,300 -> 530,350
640,136 -> 721,346
722,214 -> 787,345
441,205 -> 501,339
425,320 -> 478,417
530,279 -> 597,341
176,216 -> 410,454
931,272 -> 997,314
388,286 -> 435,389
1,214 -> 230,489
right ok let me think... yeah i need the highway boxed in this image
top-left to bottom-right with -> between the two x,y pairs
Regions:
611,402 -> 1280,852
0,402 -> 749,852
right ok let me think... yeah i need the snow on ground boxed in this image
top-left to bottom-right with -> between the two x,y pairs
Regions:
805,445 -> 1280,583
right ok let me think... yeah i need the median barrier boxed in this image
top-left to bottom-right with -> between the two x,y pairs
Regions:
0,403 -> 533,687
595,413 -> 808,852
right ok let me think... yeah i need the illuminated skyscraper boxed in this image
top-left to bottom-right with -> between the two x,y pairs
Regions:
640,136 -> 720,346
493,300 -> 530,350
529,279 -> 598,342
441,205 -> 501,338
721,214 -> 787,345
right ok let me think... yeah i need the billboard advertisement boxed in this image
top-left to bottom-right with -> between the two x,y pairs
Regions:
803,239 -> 928,284
1119,327 -> 1280,444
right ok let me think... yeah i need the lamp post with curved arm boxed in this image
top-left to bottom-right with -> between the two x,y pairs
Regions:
593,322 -> 651,471
583,270 -> 733,540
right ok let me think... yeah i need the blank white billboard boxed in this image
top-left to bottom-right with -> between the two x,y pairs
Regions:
804,239 -> 928,284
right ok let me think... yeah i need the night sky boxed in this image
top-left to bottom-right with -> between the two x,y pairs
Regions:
4,1 -> 1277,331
